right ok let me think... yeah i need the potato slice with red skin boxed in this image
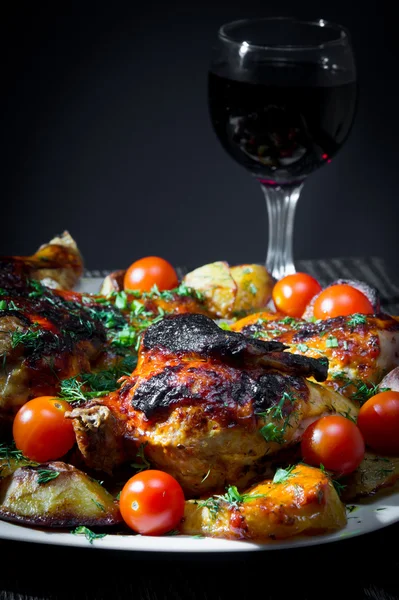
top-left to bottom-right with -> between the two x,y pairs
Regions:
0,462 -> 122,528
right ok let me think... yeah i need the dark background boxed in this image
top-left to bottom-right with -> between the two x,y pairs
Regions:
1,1 -> 397,279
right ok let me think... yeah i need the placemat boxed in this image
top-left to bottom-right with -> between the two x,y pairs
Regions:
83,256 -> 399,315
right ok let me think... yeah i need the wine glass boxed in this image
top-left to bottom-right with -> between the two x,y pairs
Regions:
208,17 -> 357,280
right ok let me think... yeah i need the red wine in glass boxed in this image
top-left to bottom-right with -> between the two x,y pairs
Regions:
208,19 -> 357,279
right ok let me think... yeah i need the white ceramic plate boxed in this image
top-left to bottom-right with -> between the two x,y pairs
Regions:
1,277 -> 399,553
1,492 -> 399,552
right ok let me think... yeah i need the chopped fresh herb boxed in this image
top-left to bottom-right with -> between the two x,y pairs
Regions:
131,443 -> 151,472
28,279 -> 45,298
326,336 -> 339,348
114,291 -> 128,310
259,422 -> 286,444
273,465 -> 295,484
60,359 -> 136,404
296,343 -> 309,353
257,392 -> 296,444
248,283 -> 257,295
347,314 -> 367,327
332,372 -> 385,404
37,469 -> 60,484
346,505 -> 358,513
216,485 -> 266,506
91,499 -> 106,512
71,526 -> 107,544
0,442 -> 28,467
0,300 -> 6,310
195,497 -> 220,519
11,328 -> 42,349
332,479 -> 346,496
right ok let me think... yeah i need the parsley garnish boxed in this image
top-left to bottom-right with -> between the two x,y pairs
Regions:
272,465 -> 295,484
296,343 -> 309,353
347,314 -> 367,327
71,526 -> 107,544
28,279 -> 45,298
326,336 -> 339,348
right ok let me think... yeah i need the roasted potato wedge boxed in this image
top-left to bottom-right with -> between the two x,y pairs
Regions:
0,461 -> 122,527
378,367 -> 399,392
99,269 -> 126,295
180,464 -> 346,541
341,451 -> 399,501
183,261 -> 237,318
183,261 -> 273,318
230,264 -> 274,314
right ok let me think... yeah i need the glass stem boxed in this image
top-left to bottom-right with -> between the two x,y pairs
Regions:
260,182 -> 304,281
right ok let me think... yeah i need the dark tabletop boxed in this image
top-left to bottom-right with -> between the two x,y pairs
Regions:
1,522 -> 399,600
1,255 -> 399,600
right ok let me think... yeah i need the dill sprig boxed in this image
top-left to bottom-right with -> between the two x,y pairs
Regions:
71,526 -> 107,544
0,442 -> 29,468
131,443 -> 151,472
37,469 -> 60,485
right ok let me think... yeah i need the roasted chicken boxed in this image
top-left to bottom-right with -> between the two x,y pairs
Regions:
231,312 -> 399,403
0,252 -> 210,427
69,314 -> 358,497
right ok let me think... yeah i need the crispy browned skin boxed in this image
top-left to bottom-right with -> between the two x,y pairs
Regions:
180,464 -> 347,541
69,314 -> 358,497
232,311 -> 399,402
0,278 -> 107,423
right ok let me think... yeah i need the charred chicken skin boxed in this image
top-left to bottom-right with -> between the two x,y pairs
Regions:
231,312 -> 399,403
0,254 -> 209,426
69,314 -> 358,497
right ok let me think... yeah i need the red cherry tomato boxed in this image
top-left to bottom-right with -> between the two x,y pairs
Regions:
124,256 -> 179,292
13,397 -> 76,462
272,273 -> 322,318
357,391 -> 399,455
301,415 -> 365,476
313,284 -> 374,320
119,470 -> 185,535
